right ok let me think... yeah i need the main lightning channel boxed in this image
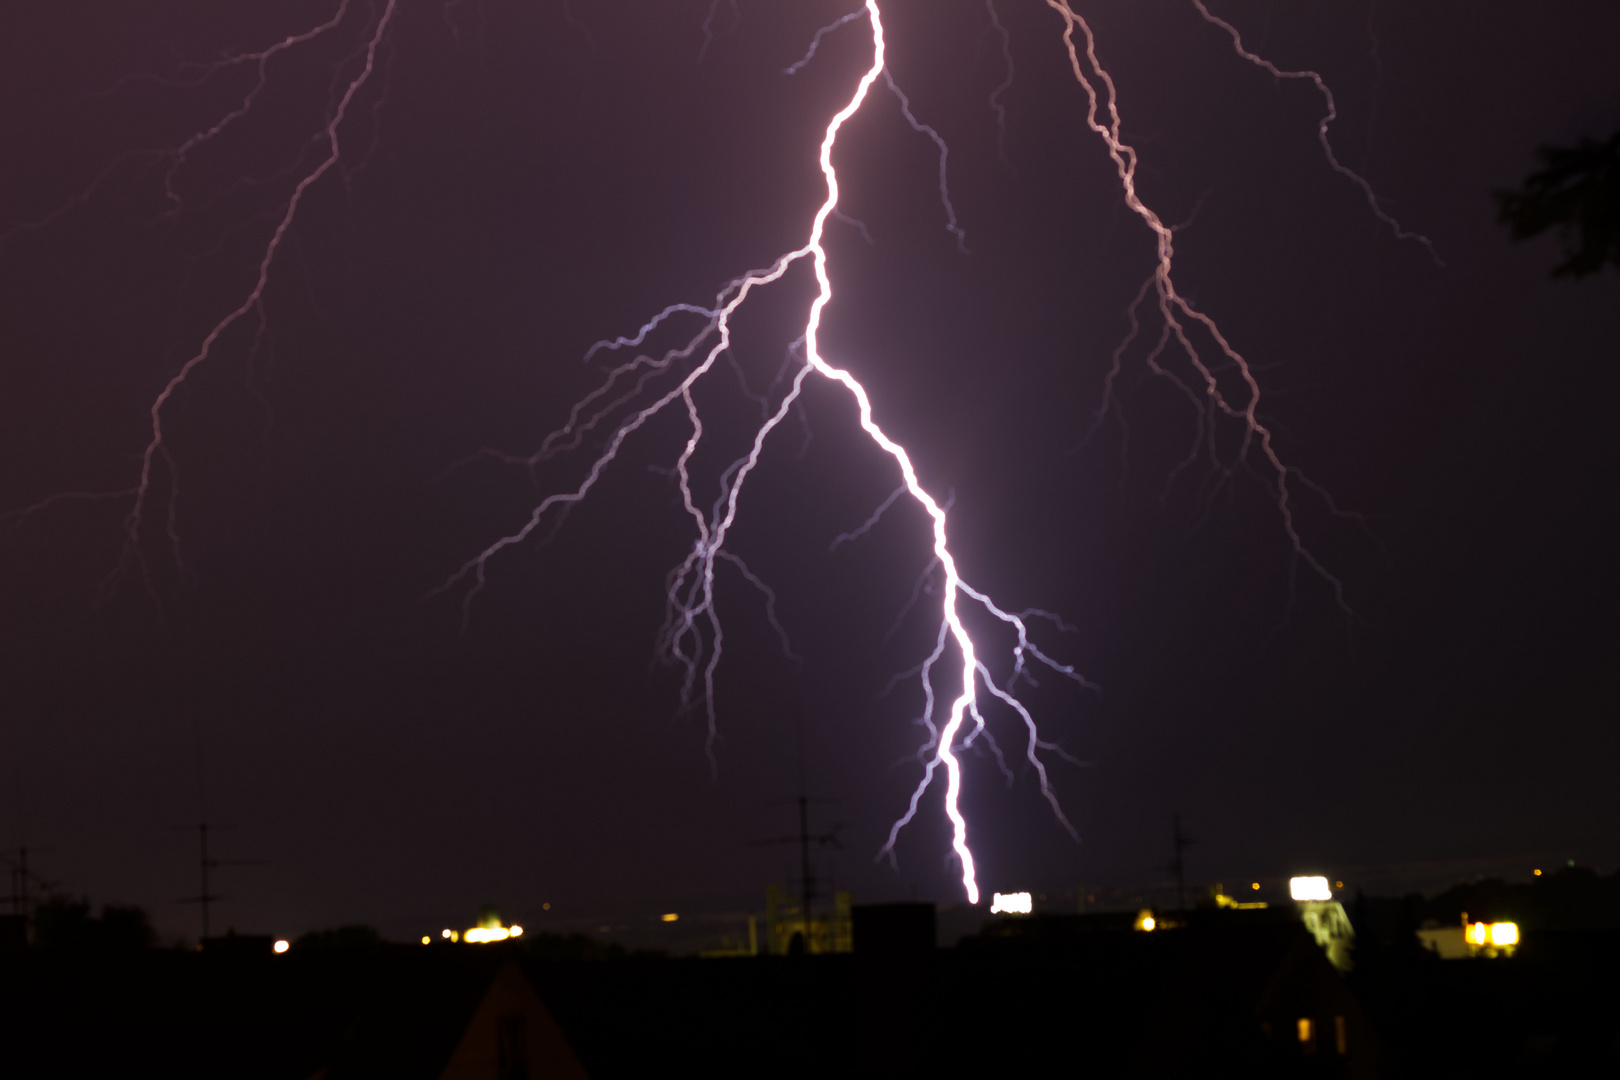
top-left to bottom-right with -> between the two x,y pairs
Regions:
444,0 -> 1090,904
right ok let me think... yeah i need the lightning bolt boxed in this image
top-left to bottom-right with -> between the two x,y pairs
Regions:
984,0 -> 1016,164
441,1 -> 1092,904
1044,0 -> 1382,617
5,2 -> 1422,905
1,1 -> 397,606
1189,0 -> 1442,265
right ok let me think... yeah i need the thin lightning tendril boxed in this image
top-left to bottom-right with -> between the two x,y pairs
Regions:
1045,0 -> 1355,617
1189,0 -> 1442,266
985,0 -> 1016,164
1,0 -> 398,607
882,71 -> 970,253
782,8 -> 868,77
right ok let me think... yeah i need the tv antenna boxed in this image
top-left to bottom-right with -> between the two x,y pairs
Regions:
1169,811 -> 1196,912
1,843 -> 59,918
753,704 -> 844,948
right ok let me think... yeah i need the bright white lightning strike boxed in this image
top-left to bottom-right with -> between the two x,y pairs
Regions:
442,1 -> 1093,905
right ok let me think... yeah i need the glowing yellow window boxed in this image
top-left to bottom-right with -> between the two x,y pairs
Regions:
1297,1017 -> 1315,1051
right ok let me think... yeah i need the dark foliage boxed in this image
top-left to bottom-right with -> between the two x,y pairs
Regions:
31,896 -> 155,951
292,924 -> 385,951
1420,864 -> 1620,932
1497,130 -> 1620,277
520,931 -> 658,963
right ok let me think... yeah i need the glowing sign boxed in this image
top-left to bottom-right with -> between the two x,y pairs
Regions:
1289,876 -> 1333,902
989,892 -> 1032,915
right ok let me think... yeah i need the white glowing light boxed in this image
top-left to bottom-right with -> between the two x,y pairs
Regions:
509,924 -> 523,937
464,925 -> 514,944
273,939 -> 290,954
989,891 -> 1033,915
1489,921 -> 1518,947
1290,876 -> 1333,902
1140,915 -> 1156,931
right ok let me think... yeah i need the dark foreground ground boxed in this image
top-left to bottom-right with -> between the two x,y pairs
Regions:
1,912 -> 1617,1077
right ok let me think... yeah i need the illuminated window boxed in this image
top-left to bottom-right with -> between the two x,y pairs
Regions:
1297,1017 -> 1315,1052
1334,1015 -> 1348,1055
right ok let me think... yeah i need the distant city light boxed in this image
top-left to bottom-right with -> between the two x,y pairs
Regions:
421,936 -> 431,945
1533,869 -> 1542,877
1290,876 -> 1333,902
1134,909 -> 1157,932
273,939 -> 289,954
989,892 -> 1033,915
1251,882 -> 1261,891
542,902 -> 551,910
661,913 -> 680,923
509,924 -> 523,937
1461,919 -> 1519,957
465,925 -> 518,943
1334,880 -> 1344,889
